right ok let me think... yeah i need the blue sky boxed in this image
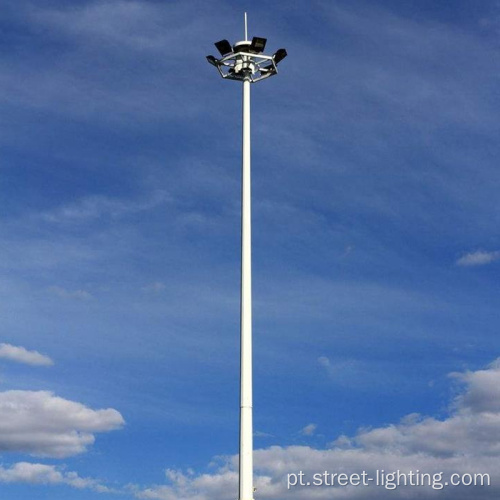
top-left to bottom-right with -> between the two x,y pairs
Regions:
1,0 -> 500,498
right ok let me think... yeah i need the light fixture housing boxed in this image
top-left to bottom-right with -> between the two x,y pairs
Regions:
273,48 -> 287,64
214,39 -> 233,56
249,36 -> 267,53
206,55 -> 217,66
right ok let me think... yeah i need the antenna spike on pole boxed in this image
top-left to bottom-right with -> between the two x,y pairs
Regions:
244,12 -> 248,41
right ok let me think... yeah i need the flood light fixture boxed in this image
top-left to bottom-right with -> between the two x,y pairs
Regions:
214,39 -> 232,56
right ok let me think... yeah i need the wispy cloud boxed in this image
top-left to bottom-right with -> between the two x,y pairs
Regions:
0,343 -> 53,367
254,430 -> 274,438
141,282 -> 166,294
29,0 -> 214,56
317,356 -> 375,388
456,250 -> 500,267
0,390 -> 124,457
0,1 -> 223,126
39,191 -> 170,224
47,286 -> 93,301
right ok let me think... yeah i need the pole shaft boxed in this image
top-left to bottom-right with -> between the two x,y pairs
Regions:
239,77 -> 253,500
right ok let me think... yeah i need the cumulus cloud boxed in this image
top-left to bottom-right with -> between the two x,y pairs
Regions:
0,343 -> 53,366
133,360 -> 500,499
451,359 -> 500,414
0,462 -> 114,493
300,424 -> 317,436
0,390 -> 124,458
456,250 -> 500,266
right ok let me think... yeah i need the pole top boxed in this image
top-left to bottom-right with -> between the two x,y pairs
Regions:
206,16 -> 288,84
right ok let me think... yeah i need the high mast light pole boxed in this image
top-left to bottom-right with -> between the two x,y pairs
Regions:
206,13 -> 287,500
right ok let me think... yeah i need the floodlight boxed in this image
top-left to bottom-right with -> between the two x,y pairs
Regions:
249,36 -> 267,53
206,55 -> 218,66
215,39 -> 232,56
273,48 -> 287,64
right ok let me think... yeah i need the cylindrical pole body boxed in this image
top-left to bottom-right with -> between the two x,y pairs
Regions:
239,76 -> 253,500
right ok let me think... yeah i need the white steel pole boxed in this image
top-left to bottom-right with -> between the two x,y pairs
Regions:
239,73 -> 253,500
206,18 -> 287,500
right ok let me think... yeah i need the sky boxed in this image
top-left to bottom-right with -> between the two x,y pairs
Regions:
1,0 -> 500,498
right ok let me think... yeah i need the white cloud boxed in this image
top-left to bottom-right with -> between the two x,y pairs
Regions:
254,431 -> 274,438
29,1 -> 206,55
0,343 -> 53,367
300,424 -> 317,436
133,360 -> 500,499
141,282 -> 166,294
0,2 -> 213,125
39,191 -> 170,224
0,462 -> 114,493
456,250 -> 500,266
451,359 -> 500,414
317,356 -> 372,388
318,356 -> 331,369
0,390 -> 124,458
47,286 -> 93,300
341,245 -> 355,258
